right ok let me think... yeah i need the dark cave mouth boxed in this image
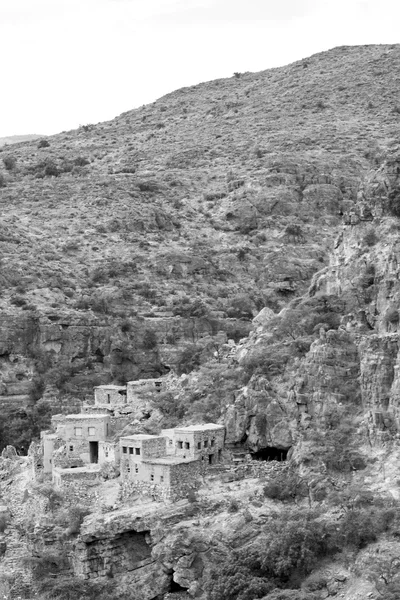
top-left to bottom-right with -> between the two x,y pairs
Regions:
250,446 -> 291,462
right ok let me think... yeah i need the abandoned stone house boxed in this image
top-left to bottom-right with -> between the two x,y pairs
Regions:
39,379 -> 225,502
119,424 -> 225,501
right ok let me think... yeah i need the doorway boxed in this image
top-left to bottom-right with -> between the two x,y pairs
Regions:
89,441 -> 99,463
208,454 -> 214,465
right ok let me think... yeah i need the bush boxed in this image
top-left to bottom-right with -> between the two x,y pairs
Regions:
263,468 -> 308,503
362,229 -> 378,246
38,139 -> 50,148
142,328 -> 158,349
3,155 -> 16,171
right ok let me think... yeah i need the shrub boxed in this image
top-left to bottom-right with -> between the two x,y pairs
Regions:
3,155 -> 16,171
362,229 -> 378,246
38,139 -> 50,148
263,468 -> 308,503
0,173 -> 5,188
74,156 -> 90,167
142,328 -> 158,349
10,295 -> 27,307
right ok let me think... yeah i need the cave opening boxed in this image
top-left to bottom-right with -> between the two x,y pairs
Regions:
251,446 -> 290,462
169,576 -> 189,593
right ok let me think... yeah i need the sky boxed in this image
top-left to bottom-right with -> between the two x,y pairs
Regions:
0,0 -> 399,137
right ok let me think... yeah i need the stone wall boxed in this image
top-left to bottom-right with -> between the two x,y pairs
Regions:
121,459 -> 201,502
94,385 -> 127,406
171,427 -> 225,463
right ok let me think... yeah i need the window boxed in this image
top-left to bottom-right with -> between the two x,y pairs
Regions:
122,446 -> 127,454
204,440 -> 208,448
197,442 -> 201,450
74,427 -> 82,437
107,394 -> 111,404
129,447 -> 134,455
169,439 -> 173,445
127,466 -> 130,473
88,427 -> 96,436
69,445 -> 74,452
135,448 -> 141,455
150,474 -> 154,481
211,439 -> 215,447
184,442 -> 190,450
135,465 -> 139,473
177,441 -> 183,449
160,476 -> 164,483
105,450 -> 109,458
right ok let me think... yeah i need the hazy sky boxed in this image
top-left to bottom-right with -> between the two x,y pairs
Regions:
1,0 -> 399,136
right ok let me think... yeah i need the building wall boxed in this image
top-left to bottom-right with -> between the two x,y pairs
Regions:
65,415 -> 110,442
119,436 -> 166,464
121,460 -> 201,502
173,428 -> 225,463
99,441 -> 120,464
64,416 -> 110,465
42,432 -> 57,474
94,386 -> 127,406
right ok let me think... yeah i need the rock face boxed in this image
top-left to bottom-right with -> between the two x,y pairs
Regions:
73,504 -> 214,599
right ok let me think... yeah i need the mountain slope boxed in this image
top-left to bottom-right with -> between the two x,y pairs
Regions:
0,43 -> 399,438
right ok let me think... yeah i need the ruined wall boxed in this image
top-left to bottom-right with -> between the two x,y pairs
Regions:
94,386 -> 127,405
121,459 -> 201,502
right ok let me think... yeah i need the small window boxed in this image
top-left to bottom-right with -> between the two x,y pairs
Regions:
129,447 -> 134,455
107,394 -> 111,404
88,427 -> 96,436
150,474 -> 154,481
177,441 -> 183,449
197,442 -> 201,450
211,439 -> 215,447
122,446 -> 127,454
69,445 -> 74,452
160,475 -> 164,483
127,466 -> 130,473
135,465 -> 139,473
169,439 -> 173,445
204,440 -> 208,448
105,450 -> 109,457
74,427 -> 82,437
184,442 -> 190,450
135,448 -> 141,455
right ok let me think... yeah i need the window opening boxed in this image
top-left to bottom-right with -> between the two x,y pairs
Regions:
69,445 -> 74,452
177,441 -> 183,449
129,447 -> 134,454
184,442 -> 190,450
135,448 -> 141,455
74,427 -> 82,437
204,440 -> 208,448
88,427 -> 96,436
122,447 -> 127,454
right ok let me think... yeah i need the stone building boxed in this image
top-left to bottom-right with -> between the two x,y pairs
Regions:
94,384 -> 127,406
39,377 -> 226,503
119,433 -> 202,502
162,424 -> 225,465
63,414 -> 110,466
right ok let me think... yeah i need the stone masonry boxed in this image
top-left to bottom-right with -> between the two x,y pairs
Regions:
39,377 -> 225,502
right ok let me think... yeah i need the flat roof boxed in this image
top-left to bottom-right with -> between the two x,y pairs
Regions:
65,414 -> 109,420
143,456 -> 198,466
94,385 -> 127,390
120,434 -> 164,441
53,466 -> 101,474
127,378 -> 163,385
173,424 -> 225,432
